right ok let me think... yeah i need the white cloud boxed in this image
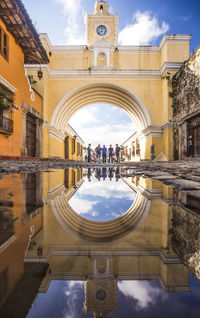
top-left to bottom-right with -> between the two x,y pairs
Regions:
69,197 -> 99,214
69,106 -> 99,127
72,123 -> 135,148
118,280 -> 167,309
54,0 -> 86,44
68,104 -> 136,147
79,178 -> 136,200
64,281 -> 84,318
119,11 -> 169,45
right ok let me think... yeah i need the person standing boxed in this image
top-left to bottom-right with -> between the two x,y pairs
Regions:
102,167 -> 107,180
115,144 -> 121,163
87,144 -> 92,162
102,145 -> 107,163
95,144 -> 102,162
108,144 -> 113,163
108,167 -> 113,180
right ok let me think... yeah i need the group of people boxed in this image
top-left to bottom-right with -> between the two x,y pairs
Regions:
87,144 -> 121,163
87,167 -> 120,182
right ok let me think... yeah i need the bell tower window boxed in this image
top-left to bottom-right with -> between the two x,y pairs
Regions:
100,5 -> 103,10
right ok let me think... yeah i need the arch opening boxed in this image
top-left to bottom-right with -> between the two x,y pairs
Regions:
68,102 -> 136,148
50,83 -> 151,133
51,189 -> 151,243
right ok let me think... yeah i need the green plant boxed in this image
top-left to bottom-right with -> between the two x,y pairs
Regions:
162,72 -> 171,81
0,92 -> 14,110
168,92 -> 175,98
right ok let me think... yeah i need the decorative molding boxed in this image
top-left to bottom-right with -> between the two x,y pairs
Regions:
39,33 -> 191,55
24,68 -> 35,101
43,123 -> 66,142
66,123 -> 85,144
118,46 -> 160,53
22,102 -> 43,120
25,249 -> 181,264
159,34 -> 192,50
122,123 -> 174,145
43,183 -> 66,204
176,110 -> 200,126
0,236 -> 16,253
0,75 -> 17,93
50,82 -> 152,132
160,62 -> 184,75
161,122 -> 174,130
25,64 -> 161,78
50,189 -> 151,243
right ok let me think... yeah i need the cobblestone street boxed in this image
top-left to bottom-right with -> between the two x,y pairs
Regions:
1,159 -> 200,193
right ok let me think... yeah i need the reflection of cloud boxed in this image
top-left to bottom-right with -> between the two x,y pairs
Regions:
79,178 -> 136,201
119,11 -> 169,45
64,281 -> 84,318
118,281 -> 167,310
69,197 -> 98,214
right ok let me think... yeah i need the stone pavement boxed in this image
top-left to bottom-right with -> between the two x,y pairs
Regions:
121,159 -> 200,191
0,158 -> 200,192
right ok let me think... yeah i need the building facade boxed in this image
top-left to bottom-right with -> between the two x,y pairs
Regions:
0,0 -> 49,157
24,0 -> 191,161
173,46 -> 200,159
0,0 -> 84,161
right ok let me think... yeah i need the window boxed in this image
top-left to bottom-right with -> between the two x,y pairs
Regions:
0,27 -> 9,61
0,85 -> 14,135
72,139 -> 76,154
77,142 -> 80,156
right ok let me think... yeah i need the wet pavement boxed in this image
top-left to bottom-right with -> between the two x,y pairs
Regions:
0,166 -> 200,317
1,159 -> 200,192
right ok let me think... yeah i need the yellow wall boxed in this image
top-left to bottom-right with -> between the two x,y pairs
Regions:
25,5 -> 191,161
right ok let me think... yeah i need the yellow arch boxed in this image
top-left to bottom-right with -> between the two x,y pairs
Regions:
50,190 -> 151,243
50,82 -> 152,132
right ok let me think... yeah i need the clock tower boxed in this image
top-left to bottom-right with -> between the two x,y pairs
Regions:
85,0 -> 119,68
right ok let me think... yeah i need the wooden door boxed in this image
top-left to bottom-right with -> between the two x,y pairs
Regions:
26,113 -> 36,157
26,173 -> 37,215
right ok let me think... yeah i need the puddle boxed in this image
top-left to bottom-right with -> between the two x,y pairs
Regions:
0,168 -> 200,318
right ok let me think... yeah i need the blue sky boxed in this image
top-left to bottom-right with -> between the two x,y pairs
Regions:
68,170 -> 136,221
27,275 -> 200,318
21,0 -> 199,146
22,0 -> 199,49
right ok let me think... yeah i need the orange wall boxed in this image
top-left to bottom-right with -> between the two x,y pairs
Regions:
0,19 -> 42,156
0,174 -> 43,306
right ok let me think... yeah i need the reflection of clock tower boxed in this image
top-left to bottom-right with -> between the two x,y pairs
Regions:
85,0 -> 119,68
84,258 -> 118,318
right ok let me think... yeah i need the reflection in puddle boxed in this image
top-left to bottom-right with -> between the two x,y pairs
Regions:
0,168 -> 200,318
69,168 -> 136,221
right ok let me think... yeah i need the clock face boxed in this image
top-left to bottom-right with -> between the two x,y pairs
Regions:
96,25 -> 107,36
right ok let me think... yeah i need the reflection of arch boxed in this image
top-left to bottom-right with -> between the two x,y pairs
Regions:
50,83 -> 151,132
50,191 -> 151,243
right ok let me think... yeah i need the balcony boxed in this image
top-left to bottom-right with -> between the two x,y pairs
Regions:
0,116 -> 13,135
